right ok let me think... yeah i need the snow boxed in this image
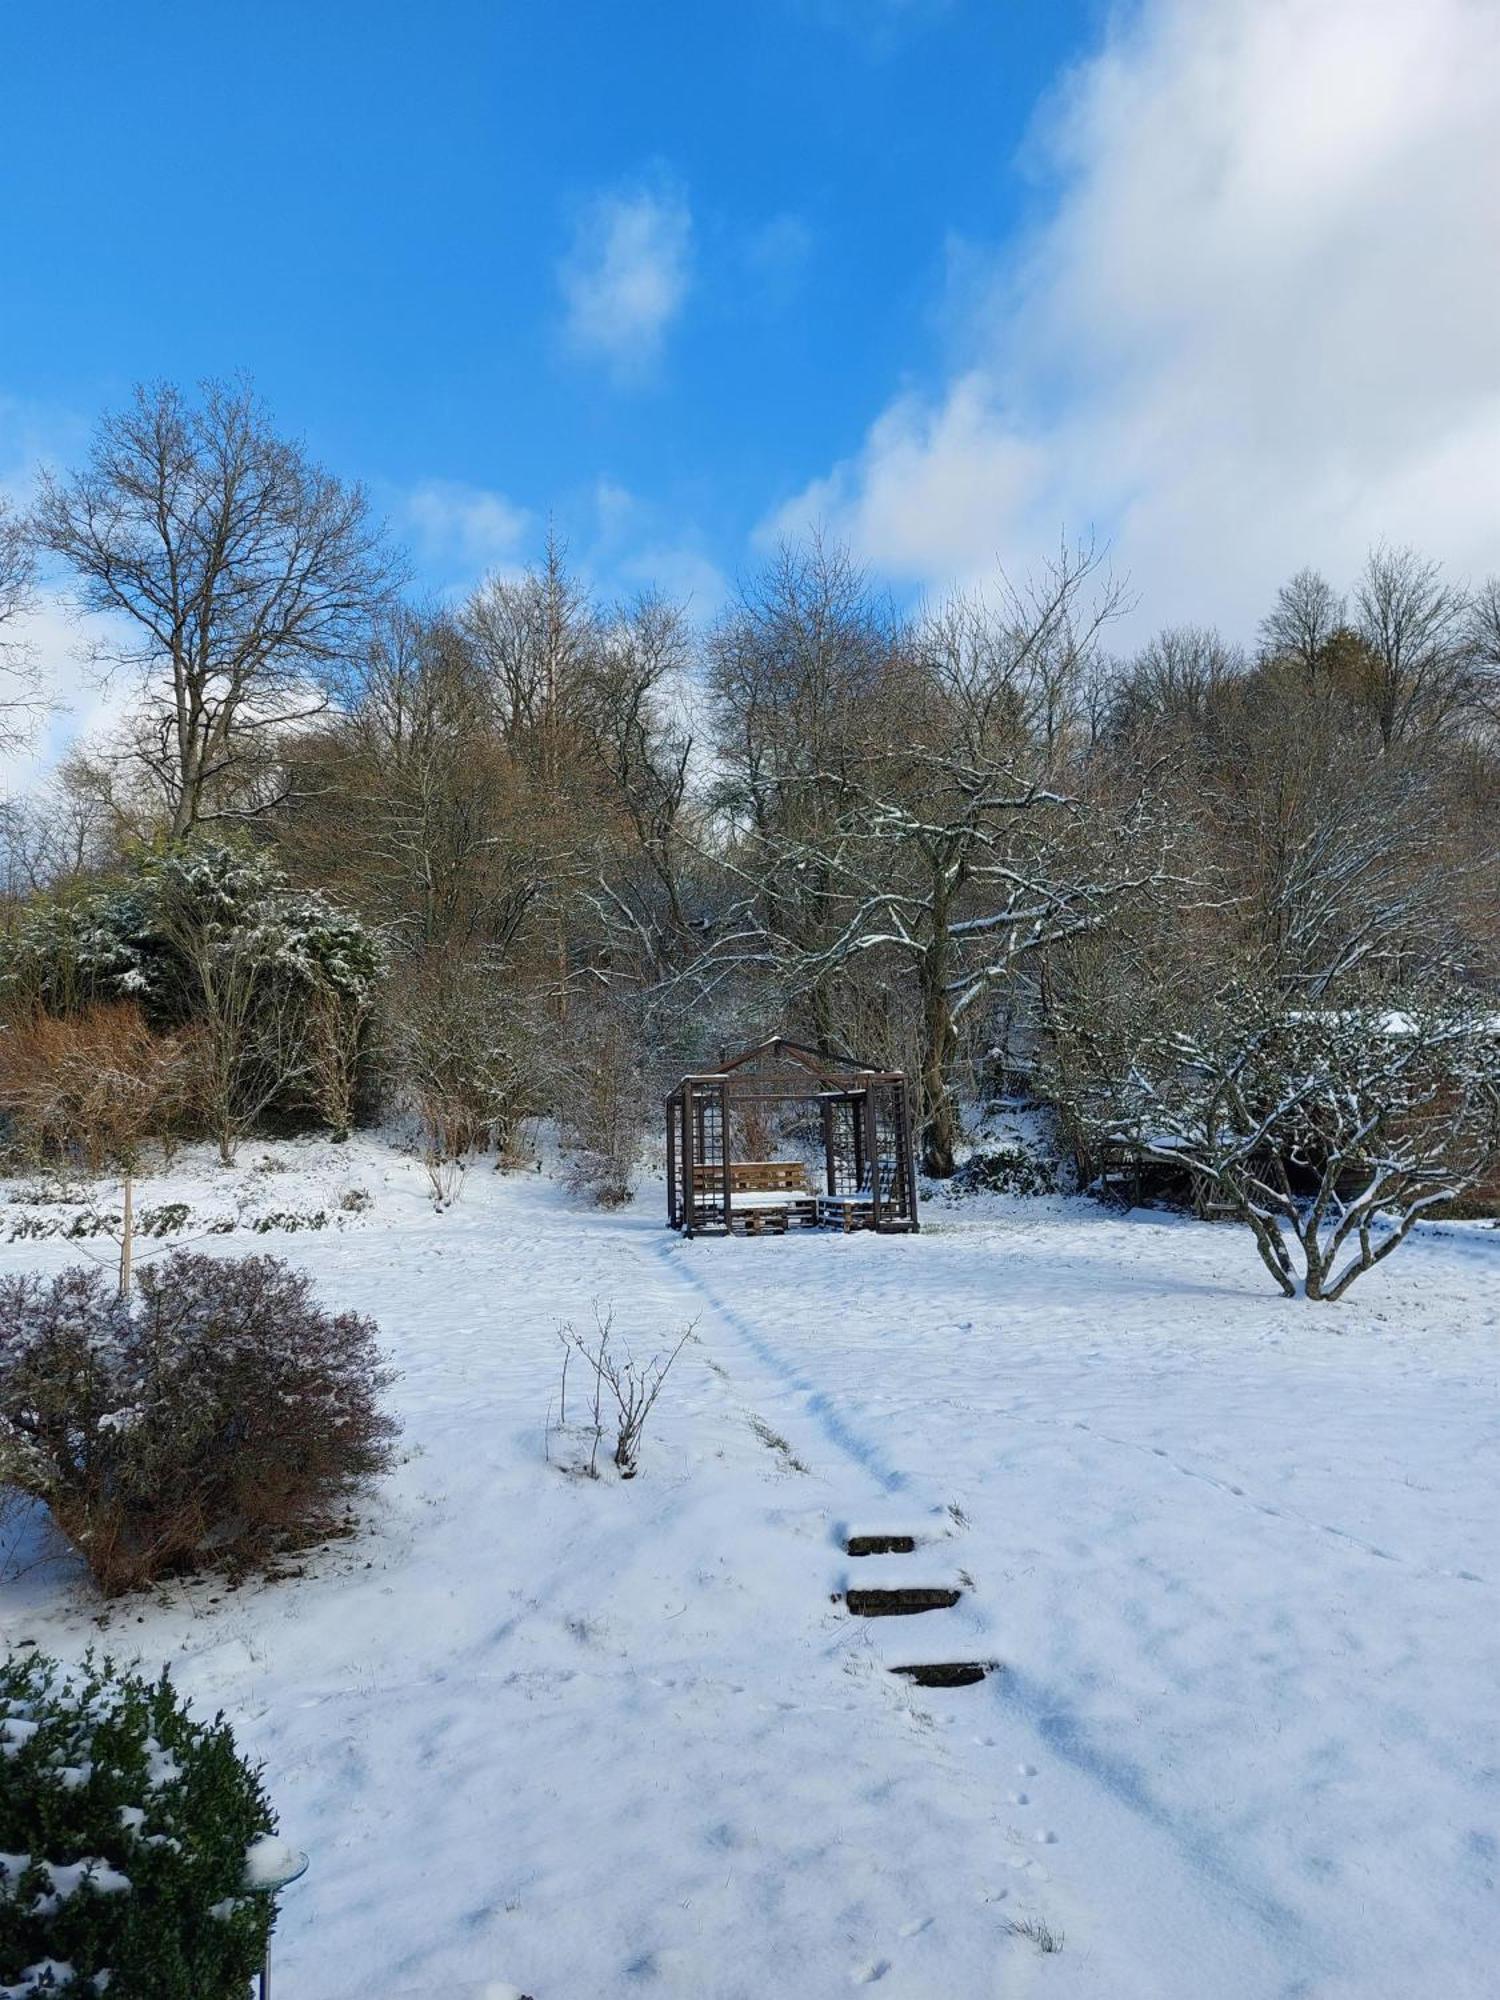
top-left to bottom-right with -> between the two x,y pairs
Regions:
3,1135 -> 1499,1997
243,1834 -> 308,1891
30,1858 -> 131,1914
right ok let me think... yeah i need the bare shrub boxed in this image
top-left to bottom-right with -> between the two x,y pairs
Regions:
0,1251 -> 398,1594
172,917 -> 310,1166
0,1003 -> 192,1170
553,1306 -> 694,1478
554,1003 -> 649,1207
306,983 -> 372,1140
390,961 -> 542,1189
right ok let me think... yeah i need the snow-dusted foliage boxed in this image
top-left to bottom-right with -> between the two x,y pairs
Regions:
0,842 -> 381,1027
0,843 -> 382,1158
0,1650 -> 274,1999
0,1253 -> 398,1593
1078,992 -> 1500,1299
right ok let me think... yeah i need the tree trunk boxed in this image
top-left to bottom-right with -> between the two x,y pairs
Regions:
918,945 -> 959,1178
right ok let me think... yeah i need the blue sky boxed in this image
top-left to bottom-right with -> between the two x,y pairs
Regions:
1,0 -> 1497,716
0,0 -> 1097,609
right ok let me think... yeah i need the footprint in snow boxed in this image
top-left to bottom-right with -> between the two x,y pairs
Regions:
851,1959 -> 890,1984
898,1917 -> 933,1938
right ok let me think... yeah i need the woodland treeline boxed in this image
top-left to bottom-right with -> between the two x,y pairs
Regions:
2,380 -> 1499,1246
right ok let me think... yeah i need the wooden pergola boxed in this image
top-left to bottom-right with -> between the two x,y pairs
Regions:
665,1036 -> 920,1237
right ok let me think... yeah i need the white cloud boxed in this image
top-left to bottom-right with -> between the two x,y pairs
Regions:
768,0 -> 1500,642
0,587 -> 145,799
587,479 -> 728,617
0,417 -> 139,796
560,184 -> 693,382
401,479 -> 530,594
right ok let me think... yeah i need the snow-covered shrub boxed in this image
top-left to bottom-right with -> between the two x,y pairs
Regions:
1067,989 -> 1500,1299
949,1145 -> 1059,1198
0,1006 -> 193,1171
1,843 -> 379,1028
0,1649 -> 275,1999
0,1252 -> 398,1595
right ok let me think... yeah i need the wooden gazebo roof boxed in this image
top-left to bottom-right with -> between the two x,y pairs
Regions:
666,1036 -> 895,1103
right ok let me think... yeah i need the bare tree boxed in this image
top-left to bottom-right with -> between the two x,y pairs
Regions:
1078,990 -> 1500,1299
716,542 -> 1165,1175
1468,575 -> 1500,730
582,591 -> 701,980
1354,544 -> 1473,749
32,379 -> 397,837
291,606 -> 547,962
0,495 -> 42,750
463,533 -> 609,1011
1258,567 -> 1345,681
0,780 -> 117,904
553,997 -> 651,1206
1104,625 -> 1244,740
1205,677 -> 1475,994
388,954 -> 542,1165
707,536 -> 909,1048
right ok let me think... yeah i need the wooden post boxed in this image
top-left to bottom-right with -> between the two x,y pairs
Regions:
665,1097 -> 678,1228
718,1084 -> 732,1233
118,1172 -> 134,1298
681,1084 -> 695,1239
864,1087 -> 882,1230
901,1078 -> 921,1231
821,1095 -> 836,1197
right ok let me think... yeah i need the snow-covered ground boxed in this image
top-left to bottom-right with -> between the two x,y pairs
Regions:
3,1137 -> 1498,1999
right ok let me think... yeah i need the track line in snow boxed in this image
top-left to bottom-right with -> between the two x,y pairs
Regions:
651,1236 -> 917,1501
985,1662 -> 1320,1960
1060,1415 -> 1492,1588
653,1232 -> 1329,1983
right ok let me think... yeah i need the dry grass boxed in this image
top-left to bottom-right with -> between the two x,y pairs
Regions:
1002,1913 -> 1064,1955
0,1003 -> 192,1169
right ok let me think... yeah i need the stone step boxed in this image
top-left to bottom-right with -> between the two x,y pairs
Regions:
889,1661 -> 998,1689
845,1533 -> 917,1557
843,1586 -> 962,1618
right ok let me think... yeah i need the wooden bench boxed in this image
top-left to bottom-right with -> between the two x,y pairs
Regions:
816,1160 -> 899,1232
692,1160 -> 817,1234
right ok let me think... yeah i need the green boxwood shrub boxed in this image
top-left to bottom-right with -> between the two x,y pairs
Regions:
0,1651 -> 276,1998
